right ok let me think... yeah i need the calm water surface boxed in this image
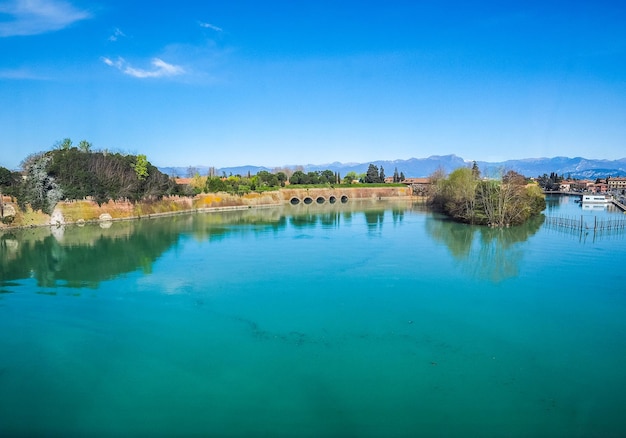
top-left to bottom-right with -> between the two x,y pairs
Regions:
1,196 -> 626,437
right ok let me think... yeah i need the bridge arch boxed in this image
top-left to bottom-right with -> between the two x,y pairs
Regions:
303,197 -> 313,205
290,197 -> 300,205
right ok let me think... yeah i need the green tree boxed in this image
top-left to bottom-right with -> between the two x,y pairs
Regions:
440,167 -> 479,223
0,166 -> 20,196
289,170 -> 307,184
206,176 -> 227,192
276,171 -> 287,187
257,170 -> 279,187
46,147 -> 92,199
343,171 -> 357,184
133,154 -> 149,180
319,170 -> 335,184
537,172 -> 562,191
307,171 -> 320,184
0,166 -> 19,219
78,140 -> 92,153
365,164 -> 380,183
250,175 -> 259,191
471,161 -> 480,179
54,138 -> 72,150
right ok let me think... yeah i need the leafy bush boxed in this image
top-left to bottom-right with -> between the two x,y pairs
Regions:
15,145 -> 180,213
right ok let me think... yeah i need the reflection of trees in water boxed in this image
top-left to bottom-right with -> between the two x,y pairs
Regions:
286,200 -> 416,230
425,214 -> 544,282
289,205 -> 355,229
1,201 -> 421,288
425,216 -> 476,259
218,201 -> 420,235
319,211 -> 341,228
190,209 -> 286,241
392,208 -> 404,225
364,210 -> 385,233
289,213 -> 319,229
0,210 -> 288,288
1,220 -> 183,288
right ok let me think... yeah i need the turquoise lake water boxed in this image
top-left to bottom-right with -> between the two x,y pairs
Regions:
1,196 -> 626,437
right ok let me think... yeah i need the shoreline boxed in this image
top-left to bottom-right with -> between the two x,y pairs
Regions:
1,187 -> 419,232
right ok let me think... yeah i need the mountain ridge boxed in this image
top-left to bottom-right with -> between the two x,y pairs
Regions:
159,155 -> 626,180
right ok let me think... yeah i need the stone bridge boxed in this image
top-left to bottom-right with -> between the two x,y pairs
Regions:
279,186 -> 412,205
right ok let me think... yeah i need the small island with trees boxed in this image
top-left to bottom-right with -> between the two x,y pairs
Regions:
428,163 -> 546,227
1,140 -> 546,229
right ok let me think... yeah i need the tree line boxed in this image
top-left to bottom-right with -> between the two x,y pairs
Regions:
536,172 -> 565,191
186,164 -> 403,194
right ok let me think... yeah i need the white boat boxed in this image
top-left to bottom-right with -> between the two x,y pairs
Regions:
582,195 -> 609,204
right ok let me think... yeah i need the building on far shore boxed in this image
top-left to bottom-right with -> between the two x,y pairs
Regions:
559,180 -> 575,191
594,181 -> 608,193
382,177 -> 431,196
608,177 -> 626,194
566,179 -> 607,193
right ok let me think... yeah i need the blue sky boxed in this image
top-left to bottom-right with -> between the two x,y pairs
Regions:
1,0 -> 625,170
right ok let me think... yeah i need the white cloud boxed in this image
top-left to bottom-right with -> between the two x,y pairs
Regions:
0,67 -> 47,80
101,57 -> 122,69
0,0 -> 91,37
199,21 -> 222,32
102,56 -> 185,79
108,27 -> 125,42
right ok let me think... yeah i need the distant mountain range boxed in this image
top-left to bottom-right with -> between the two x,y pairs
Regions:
159,155 -> 626,180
